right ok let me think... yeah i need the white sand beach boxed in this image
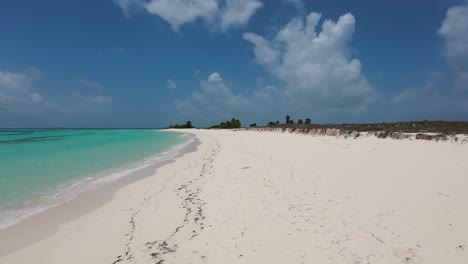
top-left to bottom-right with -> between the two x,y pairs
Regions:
1,129 -> 467,264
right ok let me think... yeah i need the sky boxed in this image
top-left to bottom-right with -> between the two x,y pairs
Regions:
0,0 -> 467,128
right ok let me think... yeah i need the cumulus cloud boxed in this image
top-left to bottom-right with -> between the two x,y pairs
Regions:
175,9 -> 468,125
166,79 -> 177,90
0,70 -> 115,126
114,0 -> 262,31
438,1 -> 468,92
390,72 -> 468,120
253,85 -> 277,100
175,71 -> 361,126
175,12 -> 384,125
243,11 -> 378,107
146,0 -> 219,30
438,2 -> 468,70
388,1 -> 468,122
0,68 -> 53,126
220,0 -> 263,31
392,72 -> 445,105
0,69 -> 43,106
175,72 -> 249,123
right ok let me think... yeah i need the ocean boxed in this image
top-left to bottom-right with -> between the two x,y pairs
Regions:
0,129 -> 188,229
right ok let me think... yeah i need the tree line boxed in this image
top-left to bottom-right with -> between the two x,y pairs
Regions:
261,115 -> 312,127
168,115 -> 312,129
210,118 -> 241,129
168,121 -> 193,129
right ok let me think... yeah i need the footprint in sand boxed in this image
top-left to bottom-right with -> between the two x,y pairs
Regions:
394,248 -> 417,263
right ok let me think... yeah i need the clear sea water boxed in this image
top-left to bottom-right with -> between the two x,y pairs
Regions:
0,129 -> 186,229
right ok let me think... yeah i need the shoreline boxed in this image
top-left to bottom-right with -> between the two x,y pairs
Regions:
0,129 -> 192,230
0,130 -> 199,257
1,129 -> 467,264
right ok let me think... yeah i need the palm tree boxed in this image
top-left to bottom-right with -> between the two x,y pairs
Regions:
297,119 -> 303,124
305,118 -> 311,124
286,115 -> 290,124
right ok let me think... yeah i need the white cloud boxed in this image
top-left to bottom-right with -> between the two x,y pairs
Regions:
0,70 -> 115,126
438,1 -> 468,92
220,0 -> 262,31
113,0 -> 146,17
174,8 -> 468,125
253,85 -> 278,100
175,74 -> 376,126
114,0 -> 262,31
0,69 -> 43,106
438,2 -> 468,70
166,79 -> 177,90
207,72 -> 222,82
146,0 -> 219,30
243,11 -> 378,107
387,2 -> 468,121
176,72 -> 248,123
190,72 -> 247,108
392,72 -> 444,104
176,12 -> 382,125
242,33 -> 279,65
175,71 -> 346,126
390,72 -> 468,120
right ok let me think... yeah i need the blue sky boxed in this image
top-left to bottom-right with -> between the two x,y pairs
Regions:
0,0 -> 467,127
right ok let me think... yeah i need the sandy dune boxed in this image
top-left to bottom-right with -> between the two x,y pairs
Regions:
1,129 -> 467,264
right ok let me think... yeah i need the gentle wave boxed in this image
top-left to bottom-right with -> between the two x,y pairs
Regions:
0,132 -> 194,230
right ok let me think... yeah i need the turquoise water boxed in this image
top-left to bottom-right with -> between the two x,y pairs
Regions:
0,129 -> 185,228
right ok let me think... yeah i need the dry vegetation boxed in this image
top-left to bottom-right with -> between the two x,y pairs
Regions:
259,121 -> 468,135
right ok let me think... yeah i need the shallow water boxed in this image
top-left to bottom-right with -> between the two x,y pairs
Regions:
0,129 -> 184,229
